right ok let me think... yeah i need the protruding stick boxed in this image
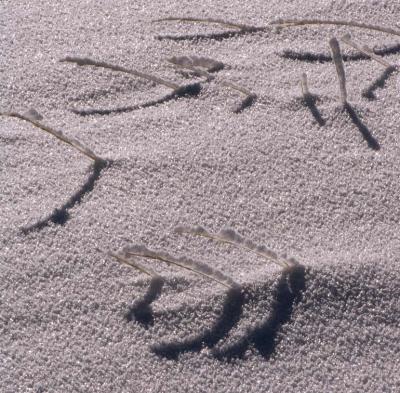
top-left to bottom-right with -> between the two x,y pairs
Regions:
340,34 -> 393,68
329,37 -> 348,105
300,73 -> 310,96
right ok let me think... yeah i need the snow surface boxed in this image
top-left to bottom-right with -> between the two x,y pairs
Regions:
1,0 -> 400,392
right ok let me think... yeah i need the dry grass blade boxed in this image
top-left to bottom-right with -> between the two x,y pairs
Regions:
123,244 -> 238,289
154,16 -> 256,31
299,73 -> 325,127
219,79 -> 254,97
109,251 -> 160,278
329,37 -> 348,105
168,55 -> 225,73
0,110 -> 105,164
301,73 -> 310,96
271,18 -> 400,38
61,56 -> 180,90
175,226 -> 296,269
340,34 -> 394,68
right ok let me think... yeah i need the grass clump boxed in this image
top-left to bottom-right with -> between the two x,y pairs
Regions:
109,226 -> 298,294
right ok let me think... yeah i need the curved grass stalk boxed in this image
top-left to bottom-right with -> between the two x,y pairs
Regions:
109,251 -> 161,278
271,18 -> 400,38
61,56 -> 180,90
0,110 -> 105,164
340,34 -> 394,68
123,244 -> 238,289
175,226 -> 296,269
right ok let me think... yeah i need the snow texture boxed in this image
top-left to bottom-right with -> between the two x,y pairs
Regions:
1,0 -> 400,392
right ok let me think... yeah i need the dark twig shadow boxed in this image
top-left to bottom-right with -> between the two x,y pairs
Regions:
302,94 -> 326,126
156,27 -> 265,42
281,43 -> 400,63
212,265 -> 305,361
149,265 -> 306,361
372,43 -> 400,57
362,66 -> 397,100
151,286 -> 245,360
125,276 -> 165,328
344,102 -> 380,150
21,159 -> 108,233
72,83 -> 202,117
280,50 -> 369,63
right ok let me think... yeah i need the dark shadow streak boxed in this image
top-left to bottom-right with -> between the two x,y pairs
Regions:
125,276 -> 165,328
21,159 -> 109,233
151,286 -> 245,360
362,66 -> 397,100
373,43 -> 400,57
344,103 -> 380,151
302,94 -> 326,126
213,265 -> 306,361
72,83 -> 202,117
281,43 -> 400,63
156,27 -> 266,42
281,50 -> 369,63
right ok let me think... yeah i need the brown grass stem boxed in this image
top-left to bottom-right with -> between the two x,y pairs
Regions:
340,34 -> 393,68
124,245 -> 237,289
0,110 -> 105,164
61,56 -> 180,90
175,226 -> 295,269
329,37 -> 348,105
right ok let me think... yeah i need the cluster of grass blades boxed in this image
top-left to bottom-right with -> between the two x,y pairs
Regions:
108,226 -> 303,359
0,109 -> 108,231
109,225 -> 299,310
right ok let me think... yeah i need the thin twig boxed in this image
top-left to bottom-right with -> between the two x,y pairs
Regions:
61,56 -> 180,90
271,18 -> 400,38
329,37 -> 348,105
299,73 -> 325,127
175,226 -> 295,269
340,34 -> 393,68
300,73 -> 310,96
124,245 -> 238,289
0,110 -> 105,163
109,252 -> 160,278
